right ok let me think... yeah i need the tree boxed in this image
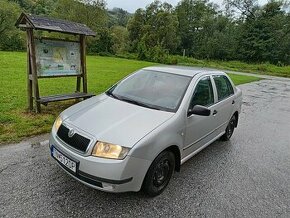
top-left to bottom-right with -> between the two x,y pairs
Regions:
127,8 -> 146,51
1,0 -> 290,65
176,0 -> 217,56
110,26 -> 129,54
224,0 -> 259,19
52,0 -> 107,31
89,27 -> 114,54
0,0 -> 25,50
8,0 -> 34,11
127,1 -> 179,62
31,0 -> 57,15
108,8 -> 131,27
52,0 -> 109,53
143,1 -> 179,52
237,0 -> 290,64
196,15 -> 240,60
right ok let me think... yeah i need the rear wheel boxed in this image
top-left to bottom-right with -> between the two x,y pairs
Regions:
142,151 -> 175,197
221,115 -> 237,141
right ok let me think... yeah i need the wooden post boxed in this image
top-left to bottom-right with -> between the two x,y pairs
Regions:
76,76 -> 81,92
76,36 -> 81,92
27,28 -> 41,113
80,35 -> 87,93
26,35 -> 33,111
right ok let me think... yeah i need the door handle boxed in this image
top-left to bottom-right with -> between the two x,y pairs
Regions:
213,110 -> 218,115
232,100 -> 235,105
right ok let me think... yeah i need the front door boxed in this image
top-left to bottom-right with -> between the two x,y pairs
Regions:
183,76 -> 217,158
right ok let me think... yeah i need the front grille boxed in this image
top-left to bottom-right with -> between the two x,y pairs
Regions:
57,124 -> 91,152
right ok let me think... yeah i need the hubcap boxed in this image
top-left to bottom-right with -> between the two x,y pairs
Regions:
153,159 -> 170,187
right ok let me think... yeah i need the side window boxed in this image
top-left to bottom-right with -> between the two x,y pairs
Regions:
189,76 -> 214,109
213,75 -> 234,101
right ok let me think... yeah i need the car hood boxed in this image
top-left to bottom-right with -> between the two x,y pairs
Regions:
63,95 -> 174,148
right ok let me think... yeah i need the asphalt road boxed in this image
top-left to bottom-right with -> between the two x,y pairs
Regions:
1,79 -> 290,218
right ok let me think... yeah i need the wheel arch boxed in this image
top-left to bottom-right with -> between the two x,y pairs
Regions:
164,145 -> 181,172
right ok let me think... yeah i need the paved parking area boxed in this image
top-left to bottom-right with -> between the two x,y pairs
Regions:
1,79 -> 290,217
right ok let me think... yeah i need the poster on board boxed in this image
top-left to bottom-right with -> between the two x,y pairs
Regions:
35,39 -> 81,77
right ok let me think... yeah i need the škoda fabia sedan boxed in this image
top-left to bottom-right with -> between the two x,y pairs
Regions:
49,66 -> 242,196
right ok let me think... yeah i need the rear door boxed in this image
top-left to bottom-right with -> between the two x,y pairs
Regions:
211,74 -> 236,135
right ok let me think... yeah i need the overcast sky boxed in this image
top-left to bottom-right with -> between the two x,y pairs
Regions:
106,0 -> 269,12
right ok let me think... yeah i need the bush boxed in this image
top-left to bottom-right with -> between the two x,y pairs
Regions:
115,53 -> 138,60
98,51 -> 114,57
163,56 -> 178,65
136,41 -> 179,65
0,33 -> 25,51
147,45 -> 169,63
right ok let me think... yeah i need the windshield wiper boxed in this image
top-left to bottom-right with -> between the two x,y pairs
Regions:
107,91 -> 161,111
106,91 -> 120,100
118,97 -> 161,111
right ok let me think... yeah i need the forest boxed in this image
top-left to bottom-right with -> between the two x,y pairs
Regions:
1,0 -> 290,65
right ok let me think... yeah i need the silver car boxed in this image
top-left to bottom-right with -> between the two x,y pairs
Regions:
49,66 -> 242,196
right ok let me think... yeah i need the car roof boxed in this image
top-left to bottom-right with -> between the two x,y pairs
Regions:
143,66 -> 225,78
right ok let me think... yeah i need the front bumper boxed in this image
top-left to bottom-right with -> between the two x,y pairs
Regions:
49,133 -> 152,193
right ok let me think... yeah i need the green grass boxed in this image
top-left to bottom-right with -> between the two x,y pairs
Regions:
226,74 -> 261,85
175,56 -> 290,78
0,51 -> 261,144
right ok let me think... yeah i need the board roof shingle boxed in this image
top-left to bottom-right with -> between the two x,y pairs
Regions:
16,13 -> 96,36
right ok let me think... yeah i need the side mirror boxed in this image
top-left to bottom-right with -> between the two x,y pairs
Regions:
188,105 -> 211,117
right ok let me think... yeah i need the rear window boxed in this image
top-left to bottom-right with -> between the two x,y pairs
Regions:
213,75 -> 234,101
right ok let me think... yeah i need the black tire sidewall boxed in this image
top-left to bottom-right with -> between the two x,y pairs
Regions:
222,115 -> 236,141
143,151 -> 175,197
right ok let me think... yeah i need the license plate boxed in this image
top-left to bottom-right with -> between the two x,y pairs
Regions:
52,147 -> 77,173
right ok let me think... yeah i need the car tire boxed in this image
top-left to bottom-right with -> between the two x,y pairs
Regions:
142,151 -> 175,197
221,114 -> 237,141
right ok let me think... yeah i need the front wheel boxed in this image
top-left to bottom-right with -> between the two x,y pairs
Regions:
221,115 -> 237,141
142,151 -> 175,197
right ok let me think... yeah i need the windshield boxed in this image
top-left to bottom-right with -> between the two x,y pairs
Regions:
106,70 -> 192,112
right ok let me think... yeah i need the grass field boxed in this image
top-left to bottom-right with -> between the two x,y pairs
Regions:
0,51 -> 261,144
175,56 -> 290,78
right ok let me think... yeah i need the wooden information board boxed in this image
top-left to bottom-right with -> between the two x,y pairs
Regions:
35,39 -> 81,77
15,13 -> 96,113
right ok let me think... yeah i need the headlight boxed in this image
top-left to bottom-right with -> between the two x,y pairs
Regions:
92,141 -> 130,160
53,116 -> 62,132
